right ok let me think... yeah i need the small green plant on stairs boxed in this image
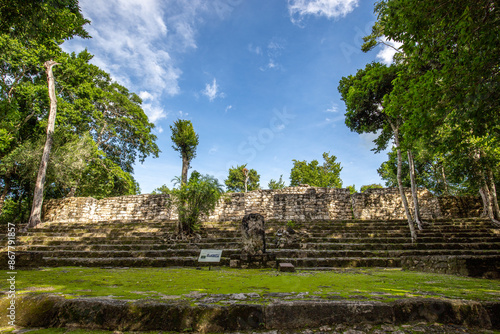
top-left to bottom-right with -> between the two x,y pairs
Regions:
168,171 -> 224,236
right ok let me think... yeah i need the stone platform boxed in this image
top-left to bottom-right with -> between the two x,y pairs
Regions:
1,293 -> 498,333
2,219 -> 500,278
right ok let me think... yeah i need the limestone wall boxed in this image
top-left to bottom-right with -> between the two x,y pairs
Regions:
42,194 -> 172,222
437,196 -> 483,218
208,187 -> 352,221
351,188 -> 442,220
42,186 -> 482,223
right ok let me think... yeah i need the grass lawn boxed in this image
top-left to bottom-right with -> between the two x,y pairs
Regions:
1,267 -> 499,302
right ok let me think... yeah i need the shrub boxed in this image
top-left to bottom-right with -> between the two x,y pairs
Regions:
170,171 -> 223,235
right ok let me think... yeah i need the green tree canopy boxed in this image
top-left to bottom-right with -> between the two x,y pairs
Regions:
0,0 -> 160,222
290,152 -> 343,188
338,62 -> 398,152
362,0 -> 500,222
360,184 -> 383,193
268,175 -> 286,190
225,164 -> 260,193
170,119 -> 199,185
338,62 -> 420,238
151,185 -> 171,195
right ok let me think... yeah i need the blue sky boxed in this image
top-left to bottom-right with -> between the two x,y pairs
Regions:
63,0 -> 400,194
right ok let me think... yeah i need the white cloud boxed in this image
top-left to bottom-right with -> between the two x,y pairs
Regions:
203,78 -> 221,101
326,103 -> 339,113
225,105 -> 233,113
62,0 -> 242,124
139,91 -> 154,101
288,0 -> 359,24
177,110 -> 189,118
317,115 -> 345,128
142,103 -> 167,123
259,39 -> 285,71
68,0 -> 182,96
376,36 -> 403,65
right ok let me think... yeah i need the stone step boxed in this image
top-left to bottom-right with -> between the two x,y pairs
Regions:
20,221 -> 494,238
41,256 -> 231,267
34,219 -> 495,231
36,249 -> 239,258
268,242 -> 500,251
18,224 -> 498,236
30,248 -> 500,259
40,255 -> 402,268
16,234 -> 500,246
5,241 -> 242,250
13,231 -> 497,246
279,257 -> 401,268
272,249 -> 500,258
11,240 -> 500,253
21,227 -> 419,234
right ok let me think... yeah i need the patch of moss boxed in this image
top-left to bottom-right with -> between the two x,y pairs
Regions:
0,267 -> 499,302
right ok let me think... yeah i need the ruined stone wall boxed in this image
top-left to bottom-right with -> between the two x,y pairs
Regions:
42,187 -> 482,223
208,187 -> 352,221
437,196 -> 483,218
42,194 -> 172,222
351,188 -> 443,220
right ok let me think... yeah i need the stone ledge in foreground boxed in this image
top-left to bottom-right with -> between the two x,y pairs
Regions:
0,294 -> 497,333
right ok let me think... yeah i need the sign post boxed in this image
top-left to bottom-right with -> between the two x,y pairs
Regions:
198,249 -> 223,270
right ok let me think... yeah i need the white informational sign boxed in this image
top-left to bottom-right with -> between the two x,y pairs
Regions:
198,249 -> 223,263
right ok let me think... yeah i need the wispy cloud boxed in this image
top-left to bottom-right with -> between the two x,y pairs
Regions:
63,0 -> 241,124
203,78 -> 223,101
225,105 -> 233,113
177,110 -> 189,118
325,103 -> 339,113
258,38 -> 286,71
316,114 -> 345,128
288,0 -> 359,25
139,91 -> 154,101
142,103 -> 168,123
69,0 -> 180,96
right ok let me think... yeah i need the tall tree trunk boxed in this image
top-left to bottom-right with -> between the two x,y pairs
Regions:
0,178 -> 11,215
487,167 -> 500,222
392,127 -> 417,242
480,173 -> 497,223
441,165 -> 450,196
181,155 -> 189,185
407,150 -> 423,230
26,60 -> 60,230
178,155 -> 190,236
479,187 -> 489,217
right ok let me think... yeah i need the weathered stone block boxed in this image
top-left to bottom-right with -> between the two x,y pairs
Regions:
241,213 -> 266,255
279,263 -> 295,272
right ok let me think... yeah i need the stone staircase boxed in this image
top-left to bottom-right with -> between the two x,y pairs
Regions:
1,219 -> 499,273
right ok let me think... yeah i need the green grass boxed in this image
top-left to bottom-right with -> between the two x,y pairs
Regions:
1,267 -> 499,302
